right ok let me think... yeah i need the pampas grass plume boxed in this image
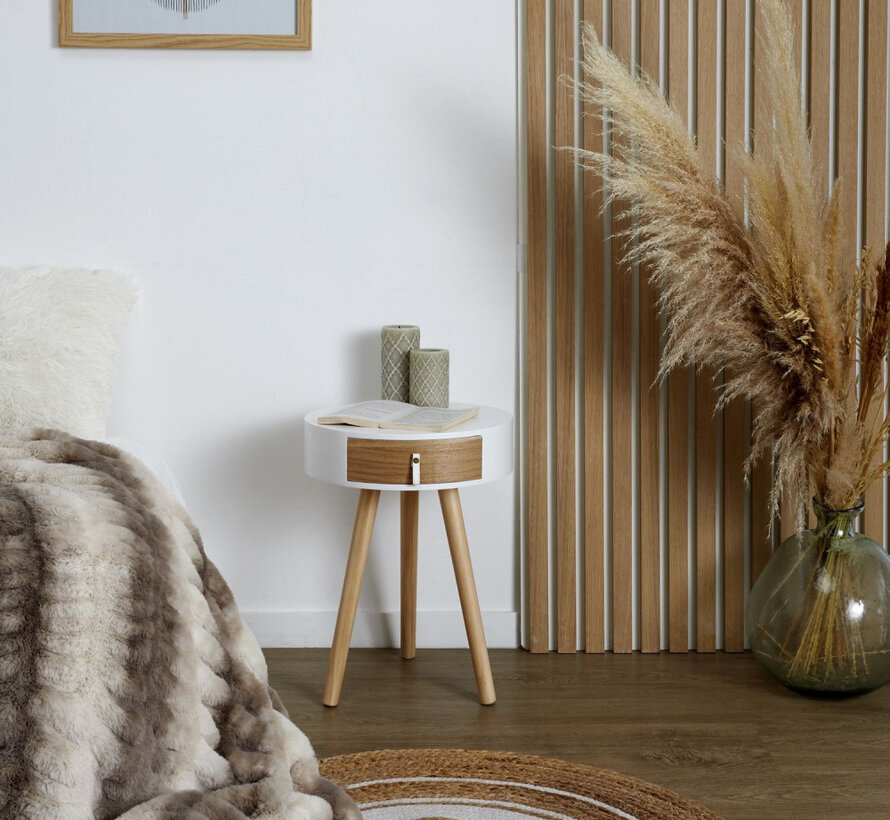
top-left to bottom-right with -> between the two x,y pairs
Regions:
577,0 -> 889,526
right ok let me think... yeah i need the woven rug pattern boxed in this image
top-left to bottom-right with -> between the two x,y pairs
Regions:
320,749 -> 724,820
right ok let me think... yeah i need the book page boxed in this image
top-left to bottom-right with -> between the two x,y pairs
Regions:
390,407 -> 477,429
324,400 -> 413,422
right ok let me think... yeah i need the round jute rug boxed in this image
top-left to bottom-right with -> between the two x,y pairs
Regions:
320,749 -> 724,820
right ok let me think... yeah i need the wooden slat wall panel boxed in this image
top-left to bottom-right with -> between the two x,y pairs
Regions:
865,0 -> 888,544
749,438 -> 773,582
810,2 -> 832,191
838,0 -> 860,270
555,0 -> 577,654
837,0 -> 862,545
798,5 -> 830,531
639,0 -> 662,654
610,1 -> 634,654
779,1 -> 804,542
750,0 -> 775,580
583,0 -> 606,652
695,0 -> 719,653
523,0 -> 890,651
667,0 -> 690,653
722,0 -> 747,654
525,0 -> 549,653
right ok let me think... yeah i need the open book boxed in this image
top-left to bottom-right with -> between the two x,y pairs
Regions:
317,400 -> 479,432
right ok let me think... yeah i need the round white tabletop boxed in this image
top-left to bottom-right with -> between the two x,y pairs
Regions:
304,403 -> 513,491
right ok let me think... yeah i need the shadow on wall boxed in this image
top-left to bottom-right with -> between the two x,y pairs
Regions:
198,325 -> 380,525
347,327 -> 382,401
309,326 -> 392,641
215,417 -> 307,522
190,404 -> 394,640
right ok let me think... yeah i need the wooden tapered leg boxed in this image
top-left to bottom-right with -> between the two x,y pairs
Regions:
438,488 -> 496,705
323,489 -> 380,707
400,491 -> 419,660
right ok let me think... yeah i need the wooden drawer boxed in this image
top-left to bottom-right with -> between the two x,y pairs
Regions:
346,437 -> 482,485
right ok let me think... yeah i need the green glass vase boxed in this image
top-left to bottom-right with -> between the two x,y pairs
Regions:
746,499 -> 890,696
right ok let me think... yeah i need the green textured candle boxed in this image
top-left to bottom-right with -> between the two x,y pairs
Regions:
381,325 -> 420,401
409,348 -> 449,407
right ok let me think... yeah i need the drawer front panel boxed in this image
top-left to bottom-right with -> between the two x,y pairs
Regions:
347,437 -> 482,485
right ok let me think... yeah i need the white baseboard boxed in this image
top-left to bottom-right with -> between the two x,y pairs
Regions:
243,610 -> 520,649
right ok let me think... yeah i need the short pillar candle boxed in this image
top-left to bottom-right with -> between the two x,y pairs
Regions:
381,325 -> 420,402
409,348 -> 450,407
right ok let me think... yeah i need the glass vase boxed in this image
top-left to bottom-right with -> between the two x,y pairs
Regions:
746,499 -> 890,696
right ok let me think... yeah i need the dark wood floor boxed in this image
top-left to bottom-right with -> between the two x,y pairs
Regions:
265,648 -> 890,820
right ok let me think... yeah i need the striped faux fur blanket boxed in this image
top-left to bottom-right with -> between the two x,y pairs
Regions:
0,430 -> 359,820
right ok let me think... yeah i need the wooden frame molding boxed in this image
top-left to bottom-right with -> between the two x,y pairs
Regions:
59,0 -> 311,50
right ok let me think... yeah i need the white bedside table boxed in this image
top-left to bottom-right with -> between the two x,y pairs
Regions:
304,404 -> 513,707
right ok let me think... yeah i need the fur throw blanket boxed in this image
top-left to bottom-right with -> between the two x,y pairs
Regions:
0,430 -> 359,820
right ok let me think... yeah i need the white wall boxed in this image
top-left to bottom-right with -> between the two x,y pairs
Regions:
0,2 -> 519,647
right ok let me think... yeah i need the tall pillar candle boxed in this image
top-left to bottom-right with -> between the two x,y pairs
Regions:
409,348 -> 449,407
381,325 -> 420,401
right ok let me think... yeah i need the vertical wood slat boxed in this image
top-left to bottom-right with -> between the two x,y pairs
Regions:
526,0 -> 549,654
749,444 -> 773,584
864,0 -> 888,543
639,0 -> 661,654
610,0 -> 634,654
583,0 -> 606,653
804,0 -> 832,537
838,0 -> 860,270
667,0 -> 690,653
555,0 -> 577,654
722,0 -> 747,654
779,0 -> 804,542
810,1 -> 832,182
524,0 -> 889,652
837,0 -> 861,543
779,482 -> 797,541
695,0 -> 718,653
800,3 -> 833,550
748,0 -> 774,586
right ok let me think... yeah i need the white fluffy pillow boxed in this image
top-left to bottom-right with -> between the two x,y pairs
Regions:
0,266 -> 139,440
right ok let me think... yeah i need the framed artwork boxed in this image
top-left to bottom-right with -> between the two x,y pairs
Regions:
59,0 -> 311,50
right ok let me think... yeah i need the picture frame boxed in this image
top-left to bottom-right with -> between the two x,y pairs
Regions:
59,0 -> 311,50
